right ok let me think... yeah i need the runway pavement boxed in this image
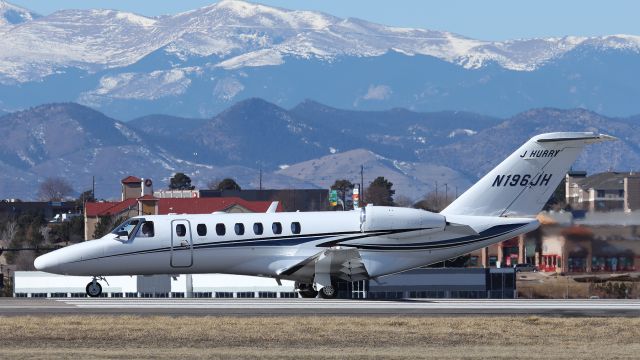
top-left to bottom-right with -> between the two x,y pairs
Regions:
1,298 -> 639,316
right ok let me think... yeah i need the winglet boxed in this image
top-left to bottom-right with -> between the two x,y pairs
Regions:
266,201 -> 279,213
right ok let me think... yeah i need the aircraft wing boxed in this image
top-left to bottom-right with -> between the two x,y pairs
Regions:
277,248 -> 369,284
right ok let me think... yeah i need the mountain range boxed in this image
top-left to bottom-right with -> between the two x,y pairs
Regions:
0,0 -> 639,119
0,99 -> 637,202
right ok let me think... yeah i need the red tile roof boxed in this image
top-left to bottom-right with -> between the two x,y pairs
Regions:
121,176 -> 142,184
137,194 -> 158,200
85,198 -> 137,217
157,197 -> 281,214
85,197 -> 282,217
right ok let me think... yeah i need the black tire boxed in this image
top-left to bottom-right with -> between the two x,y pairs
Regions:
299,289 -> 319,298
319,285 -> 337,299
86,281 -> 102,297
295,282 -> 318,298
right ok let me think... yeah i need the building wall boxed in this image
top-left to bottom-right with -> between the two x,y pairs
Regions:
122,183 -> 142,201
625,176 -> 640,212
14,272 -> 296,298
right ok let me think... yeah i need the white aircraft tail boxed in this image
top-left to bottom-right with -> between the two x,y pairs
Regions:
441,132 -> 616,217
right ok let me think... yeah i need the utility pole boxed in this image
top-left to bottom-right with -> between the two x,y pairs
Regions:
435,181 -> 439,209
92,176 -> 95,199
360,165 -> 364,204
445,183 -> 448,204
259,165 -> 262,190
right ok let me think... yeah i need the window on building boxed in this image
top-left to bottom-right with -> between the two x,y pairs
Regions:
253,223 -> 263,235
619,190 -> 625,197
272,222 -> 282,234
196,224 -> 207,236
176,224 -> 186,237
235,223 -> 245,235
597,190 -> 605,198
291,222 -> 301,234
469,256 -> 479,267
216,223 -> 226,236
489,256 -> 497,267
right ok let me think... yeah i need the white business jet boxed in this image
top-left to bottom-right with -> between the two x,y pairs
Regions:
34,132 -> 614,298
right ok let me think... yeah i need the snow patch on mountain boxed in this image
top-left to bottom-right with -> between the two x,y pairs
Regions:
213,77 -> 245,101
80,68 -> 194,104
448,129 -> 478,138
0,0 -> 38,27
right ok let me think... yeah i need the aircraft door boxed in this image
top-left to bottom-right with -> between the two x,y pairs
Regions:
170,220 -> 193,268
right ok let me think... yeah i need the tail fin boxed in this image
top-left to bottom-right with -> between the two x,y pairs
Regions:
442,132 -> 616,217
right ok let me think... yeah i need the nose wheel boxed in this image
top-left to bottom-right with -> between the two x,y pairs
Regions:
86,277 -> 106,297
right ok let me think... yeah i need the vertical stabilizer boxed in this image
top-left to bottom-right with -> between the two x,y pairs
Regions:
441,132 -> 616,217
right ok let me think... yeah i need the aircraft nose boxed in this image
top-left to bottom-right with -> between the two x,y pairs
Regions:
34,252 -> 61,273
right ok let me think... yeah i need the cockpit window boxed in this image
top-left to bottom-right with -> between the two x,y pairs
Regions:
136,221 -> 155,238
111,219 -> 140,238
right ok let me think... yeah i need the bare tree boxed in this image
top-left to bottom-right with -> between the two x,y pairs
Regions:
206,178 -> 221,190
393,195 -> 414,208
37,177 -> 74,201
414,191 -> 454,212
0,218 -> 17,249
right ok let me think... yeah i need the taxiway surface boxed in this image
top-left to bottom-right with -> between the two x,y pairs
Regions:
1,298 -> 639,316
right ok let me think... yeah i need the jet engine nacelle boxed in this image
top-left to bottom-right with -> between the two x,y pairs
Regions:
361,206 -> 446,238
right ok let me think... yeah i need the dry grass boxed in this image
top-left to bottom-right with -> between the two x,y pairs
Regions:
517,273 -> 640,299
1,315 -> 639,359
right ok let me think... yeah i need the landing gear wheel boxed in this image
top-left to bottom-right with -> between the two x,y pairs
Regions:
319,285 -> 337,299
86,281 -> 102,297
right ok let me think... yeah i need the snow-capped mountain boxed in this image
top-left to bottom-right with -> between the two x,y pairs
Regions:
0,0 -> 639,117
0,99 -> 639,200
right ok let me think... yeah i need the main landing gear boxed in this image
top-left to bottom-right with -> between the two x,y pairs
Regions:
295,282 -> 338,299
85,276 -> 107,297
318,284 -> 337,299
295,282 -> 318,298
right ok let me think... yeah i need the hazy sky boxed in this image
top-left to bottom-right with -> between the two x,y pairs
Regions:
10,0 -> 640,40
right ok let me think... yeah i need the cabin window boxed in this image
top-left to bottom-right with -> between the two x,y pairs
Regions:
216,223 -> 226,236
176,224 -> 186,237
137,221 -> 154,238
253,223 -> 263,235
272,222 -> 282,235
235,223 -> 245,235
197,224 -> 207,236
291,222 -> 301,234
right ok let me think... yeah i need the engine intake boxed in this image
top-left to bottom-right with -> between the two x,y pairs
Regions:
360,205 -> 445,238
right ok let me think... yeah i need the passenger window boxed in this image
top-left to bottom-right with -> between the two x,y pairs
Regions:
272,222 -> 282,234
253,223 -> 263,235
138,221 -> 155,238
216,223 -> 226,236
291,222 -> 301,234
176,224 -> 186,237
197,224 -> 207,236
235,223 -> 245,235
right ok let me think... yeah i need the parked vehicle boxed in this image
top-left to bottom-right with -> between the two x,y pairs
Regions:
514,263 -> 538,272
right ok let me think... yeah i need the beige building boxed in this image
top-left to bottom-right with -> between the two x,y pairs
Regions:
566,171 -> 640,212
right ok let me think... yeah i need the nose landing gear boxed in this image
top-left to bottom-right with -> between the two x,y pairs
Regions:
85,276 -> 108,297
